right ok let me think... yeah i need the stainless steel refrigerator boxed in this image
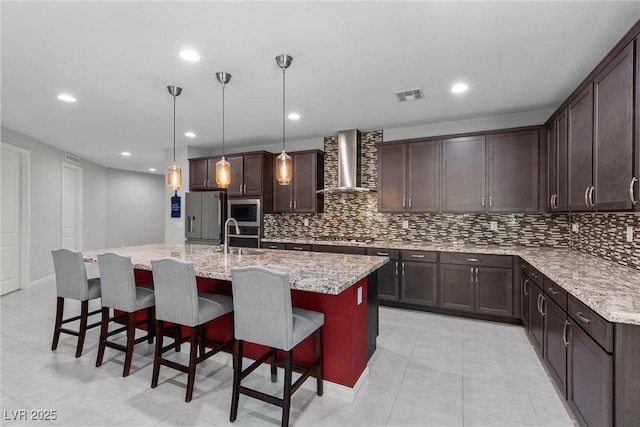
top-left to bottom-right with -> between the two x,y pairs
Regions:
185,192 -> 225,245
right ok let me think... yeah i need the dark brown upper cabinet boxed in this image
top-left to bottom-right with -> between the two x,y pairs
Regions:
227,152 -> 273,199
547,113 -> 569,213
635,37 -> 640,211
377,139 -> 440,213
442,135 -> 486,212
189,157 -> 221,191
487,130 -> 539,213
273,150 -> 324,213
567,85 -> 594,212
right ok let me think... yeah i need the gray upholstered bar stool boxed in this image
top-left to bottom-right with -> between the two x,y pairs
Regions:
150,258 -> 234,402
95,253 -> 155,377
229,266 -> 324,427
51,248 -> 102,358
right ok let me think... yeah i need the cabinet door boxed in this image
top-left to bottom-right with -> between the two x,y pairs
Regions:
243,154 -> 264,196
228,156 -> 244,196
438,263 -> 474,312
544,298 -> 567,397
189,159 -> 208,191
292,151 -> 317,212
407,140 -> 439,212
377,259 -> 400,301
593,42 -> 634,210
547,124 -> 557,211
567,322 -> 613,427
529,284 -> 544,357
442,136 -> 486,212
378,143 -> 407,212
487,130 -> 538,213
556,110 -> 569,211
521,275 -> 530,331
475,266 -> 513,317
568,85 -> 594,211
273,172 -> 292,213
205,158 -> 221,190
402,261 -> 437,307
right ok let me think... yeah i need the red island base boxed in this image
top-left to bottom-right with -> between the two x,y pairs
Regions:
133,269 -> 369,391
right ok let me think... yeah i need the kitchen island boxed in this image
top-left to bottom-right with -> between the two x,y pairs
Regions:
83,243 -> 388,400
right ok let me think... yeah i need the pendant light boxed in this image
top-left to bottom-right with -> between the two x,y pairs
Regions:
215,72 -> 232,188
275,54 -> 293,185
166,85 -> 183,191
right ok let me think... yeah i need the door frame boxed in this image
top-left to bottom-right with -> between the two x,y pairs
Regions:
61,162 -> 83,251
1,141 -> 31,291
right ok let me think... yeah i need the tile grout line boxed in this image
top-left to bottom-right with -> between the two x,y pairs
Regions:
384,333 -> 418,426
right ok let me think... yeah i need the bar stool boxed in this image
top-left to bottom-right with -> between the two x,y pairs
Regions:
95,252 -> 155,377
150,258 -> 234,402
51,248 -> 102,358
229,266 -> 324,427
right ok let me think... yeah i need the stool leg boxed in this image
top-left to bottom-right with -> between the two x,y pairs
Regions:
230,339 -> 243,422
185,326 -> 198,402
123,312 -> 136,377
270,348 -> 277,382
146,307 -> 155,344
316,327 -> 323,396
75,300 -> 89,358
199,325 -> 205,357
96,307 -> 110,367
174,325 -> 181,352
51,297 -> 64,351
282,350 -> 293,427
151,320 -> 164,389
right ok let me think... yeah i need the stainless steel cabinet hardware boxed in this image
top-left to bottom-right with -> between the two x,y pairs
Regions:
401,262 -> 405,276
467,258 -> 480,262
540,296 -> 546,316
293,246 -> 303,250
475,267 -> 479,282
523,279 -> 529,295
470,267 -> 474,283
531,272 -> 538,280
294,201 -> 297,209
395,261 -> 398,275
537,293 -> 542,313
244,184 -> 247,194
204,180 -> 207,188
411,254 -> 425,258
376,252 -> 389,256
481,196 -> 485,206
240,185 -> 243,194
408,198 -> 412,208
563,320 -> 569,347
630,177 -> 638,206
520,264 -> 526,269
187,216 -> 195,232
584,187 -> 590,208
550,194 -> 555,208
269,245 -> 278,249
489,196 -> 493,206
289,201 -> 292,210
402,198 -> 405,208
547,287 -> 558,296
575,312 -> 591,324
588,186 -> 595,207
554,194 -> 558,209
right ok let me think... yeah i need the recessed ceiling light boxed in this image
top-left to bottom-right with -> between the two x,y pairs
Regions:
121,151 -> 131,157
149,168 -> 156,172
288,113 -> 300,120
185,131 -> 196,138
57,93 -> 76,102
179,49 -> 200,62
451,83 -> 469,93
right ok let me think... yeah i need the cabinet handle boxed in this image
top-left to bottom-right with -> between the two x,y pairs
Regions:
547,287 -> 558,296
289,201 -> 292,210
470,267 -> 474,283
376,252 -> 389,256
475,267 -> 479,283
401,262 -> 405,276
537,294 -> 542,314
408,198 -> 412,208
563,320 -> 569,347
531,272 -> 538,280
520,264 -> 527,269
550,194 -> 554,209
411,254 -> 425,258
203,180 -> 207,188
489,196 -> 493,206
268,245 -> 279,249
481,196 -> 485,206
244,184 -> 247,194
207,179 -> 210,188
584,187 -> 590,208
554,194 -> 558,209
588,186 -> 595,208
630,177 -> 638,206
395,261 -> 398,276
575,311 -> 591,324
540,296 -> 546,316
402,198 -> 406,208
466,258 -> 480,262
240,185 -> 243,194
292,246 -> 304,250
523,279 -> 529,296
294,201 -> 297,209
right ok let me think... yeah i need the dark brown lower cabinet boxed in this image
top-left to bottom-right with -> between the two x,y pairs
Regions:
439,263 -> 474,312
475,267 -> 512,317
402,260 -> 438,307
520,274 -> 530,331
567,321 -> 613,427
544,298 -> 567,397
365,248 -> 400,302
528,283 -> 545,357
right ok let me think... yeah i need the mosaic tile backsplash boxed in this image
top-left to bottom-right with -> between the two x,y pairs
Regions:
264,130 -> 639,271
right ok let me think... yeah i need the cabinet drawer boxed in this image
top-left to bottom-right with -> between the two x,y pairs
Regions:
312,245 -> 366,255
366,248 -> 400,260
285,243 -> 312,252
526,265 -> 544,287
262,242 -> 285,250
401,250 -> 437,263
568,295 -> 613,353
543,277 -> 567,311
439,252 -> 511,268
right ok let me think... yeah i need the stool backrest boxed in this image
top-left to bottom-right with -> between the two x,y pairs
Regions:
151,258 -> 200,326
231,266 -> 293,350
97,252 -> 138,312
51,248 -> 91,300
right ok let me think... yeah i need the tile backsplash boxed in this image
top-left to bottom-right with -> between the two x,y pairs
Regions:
264,129 -> 639,271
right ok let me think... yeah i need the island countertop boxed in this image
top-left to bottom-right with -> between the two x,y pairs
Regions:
83,243 -> 388,295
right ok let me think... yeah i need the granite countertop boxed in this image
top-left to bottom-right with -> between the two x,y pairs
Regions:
262,237 -> 640,325
83,243 -> 388,296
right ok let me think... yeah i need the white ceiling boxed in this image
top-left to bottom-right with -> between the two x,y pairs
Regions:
2,1 -> 639,174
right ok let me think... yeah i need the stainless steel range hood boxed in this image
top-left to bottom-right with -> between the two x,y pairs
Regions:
317,129 -> 376,193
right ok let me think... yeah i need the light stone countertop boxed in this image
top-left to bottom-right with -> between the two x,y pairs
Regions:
263,237 -> 640,325
83,243 -> 388,296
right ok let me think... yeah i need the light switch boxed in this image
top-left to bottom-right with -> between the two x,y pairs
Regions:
357,286 -> 363,305
627,226 -> 634,243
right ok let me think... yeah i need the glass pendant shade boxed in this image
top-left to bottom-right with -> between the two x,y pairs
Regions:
216,156 -> 231,188
167,162 -> 182,191
276,150 -> 292,185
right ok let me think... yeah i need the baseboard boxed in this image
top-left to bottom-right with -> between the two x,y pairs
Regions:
29,273 -> 55,289
208,351 -> 368,402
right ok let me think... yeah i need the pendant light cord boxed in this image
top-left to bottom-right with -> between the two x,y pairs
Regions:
172,94 -> 176,163
282,66 -> 286,152
222,83 -> 226,156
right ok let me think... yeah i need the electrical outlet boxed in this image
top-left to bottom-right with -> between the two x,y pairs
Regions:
490,221 -> 498,231
402,220 -> 409,229
303,218 -> 309,227
627,226 -> 634,243
357,286 -> 363,305
176,221 -> 183,229
572,223 -> 579,233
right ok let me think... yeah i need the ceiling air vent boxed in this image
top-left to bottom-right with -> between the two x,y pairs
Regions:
65,153 -> 81,165
394,88 -> 424,102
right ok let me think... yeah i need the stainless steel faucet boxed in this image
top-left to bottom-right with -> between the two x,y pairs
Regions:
224,217 -> 240,254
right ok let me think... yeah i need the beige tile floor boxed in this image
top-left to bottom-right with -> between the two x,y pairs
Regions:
1,282 -> 577,426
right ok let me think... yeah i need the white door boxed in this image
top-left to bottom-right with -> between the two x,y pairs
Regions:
62,163 -> 82,250
1,147 -> 22,295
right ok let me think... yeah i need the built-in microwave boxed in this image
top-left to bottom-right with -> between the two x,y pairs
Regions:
228,198 -> 261,227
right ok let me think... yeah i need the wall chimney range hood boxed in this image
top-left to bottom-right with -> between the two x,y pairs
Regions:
317,129 -> 376,193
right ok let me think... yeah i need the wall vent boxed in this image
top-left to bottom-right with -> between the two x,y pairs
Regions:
64,153 -> 81,165
394,88 -> 424,102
